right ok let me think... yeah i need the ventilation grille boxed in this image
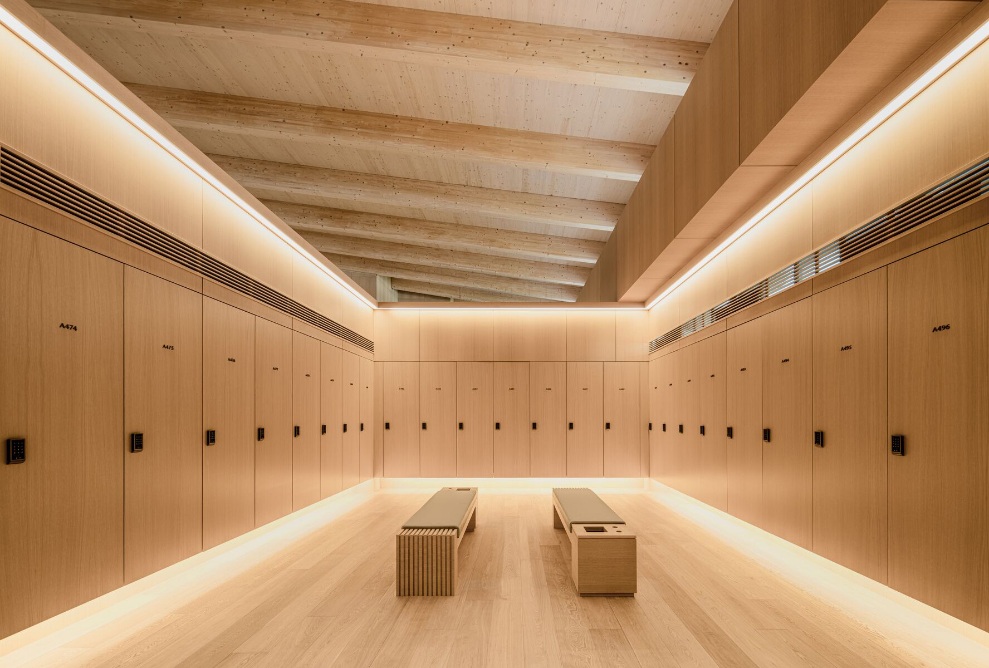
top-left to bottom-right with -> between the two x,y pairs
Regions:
0,148 -> 374,353
649,156 -> 989,354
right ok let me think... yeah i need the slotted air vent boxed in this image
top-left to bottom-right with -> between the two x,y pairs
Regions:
649,156 -> 989,354
0,147 -> 374,353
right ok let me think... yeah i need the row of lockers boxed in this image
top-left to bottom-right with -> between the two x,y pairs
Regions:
649,225 -> 989,632
0,218 -> 372,639
380,361 -> 649,478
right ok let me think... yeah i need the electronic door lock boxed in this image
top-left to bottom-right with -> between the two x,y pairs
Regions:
814,431 -> 824,447
891,435 -> 905,456
257,427 -> 265,442
130,433 -> 144,453
763,428 -> 771,443
205,430 -> 216,446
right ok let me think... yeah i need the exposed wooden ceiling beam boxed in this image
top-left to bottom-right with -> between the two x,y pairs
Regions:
213,155 -> 621,231
264,200 -> 603,266
325,255 -> 580,302
129,84 -> 650,181
301,230 -> 588,286
389,279 -> 549,303
35,0 -> 707,95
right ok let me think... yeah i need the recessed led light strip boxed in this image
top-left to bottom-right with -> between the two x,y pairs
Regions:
0,5 -> 376,309
646,14 -> 989,311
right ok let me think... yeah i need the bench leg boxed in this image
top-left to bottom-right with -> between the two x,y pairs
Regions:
396,529 -> 458,596
466,507 -> 477,532
553,503 -> 564,529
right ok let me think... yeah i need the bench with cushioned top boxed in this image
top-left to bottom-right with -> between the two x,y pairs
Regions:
552,488 -> 636,596
396,487 -> 477,596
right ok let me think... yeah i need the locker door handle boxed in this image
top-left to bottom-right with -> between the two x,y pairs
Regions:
360,423 -> 364,432
605,422 -> 611,430
532,422 -> 537,430
727,426 -> 733,439
422,422 -> 427,430
662,423 -> 666,432
678,424 -> 683,434
763,428 -> 771,443
568,422 -> 574,430
648,422 -> 653,431
814,431 -> 824,448
321,424 -> 327,435
699,425 -> 705,436
495,422 -> 501,430
385,422 -> 390,430
459,422 -> 464,430
205,430 -> 216,446
343,424 -> 348,433
257,427 -> 265,442
294,425 -> 300,437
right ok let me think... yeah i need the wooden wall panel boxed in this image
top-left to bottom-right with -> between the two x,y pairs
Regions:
761,299 -> 813,550
726,316 -> 764,527
359,357 -> 374,482
203,298 -> 255,550
419,362 -> 458,476
603,362 -> 641,477
383,362 -> 420,477
812,269 -> 888,583
320,343 -> 343,497
695,333 -> 727,510
457,362 -> 494,477
567,311 -> 616,361
888,229 -> 989,629
341,350 -> 361,489
639,361 -> 650,475
373,361 -> 384,478
529,362 -> 567,476
374,310 -> 420,361
653,353 -> 680,487
567,362 -> 604,477
420,311 -> 494,361
492,311 -> 567,361
647,358 -> 661,480
616,310 -> 648,361
292,332 -> 321,509
123,268 -> 202,582
676,343 -> 700,498
493,362 -> 530,477
255,317 -> 293,525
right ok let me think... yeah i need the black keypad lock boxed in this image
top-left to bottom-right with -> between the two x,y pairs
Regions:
6,438 -> 26,464
532,422 -> 537,430
678,424 -> 683,434
495,422 -> 501,430
205,430 -> 216,446
130,432 -> 144,453
763,428 -> 771,443
422,422 -> 427,430
891,434 -> 905,456
699,425 -> 705,436
385,422 -> 390,430
605,422 -> 611,430
727,426 -> 733,439
257,427 -> 265,442
662,423 -> 666,432
321,424 -> 327,435
814,431 -> 825,448
568,422 -> 574,430
459,422 -> 464,430
648,422 -> 653,431
294,425 -> 300,437
343,423 -> 348,433
360,423 -> 364,432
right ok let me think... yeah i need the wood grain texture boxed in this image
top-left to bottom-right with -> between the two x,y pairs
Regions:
419,312 -> 493,362
382,362 -> 420,477
123,267 -> 203,583
566,311 -> 616,361
341,350 -> 361,490
292,332 -> 322,509
603,362 -> 641,477
254,317 -> 294,526
391,279 -> 551,304
725,317 -> 764,528
694,333 -> 727,511
202,297 -> 256,550
529,362 -> 568,477
418,362 -> 458,477
319,343 -> 343,498
457,362 -> 494,477
567,362 -> 604,477
359,357 -> 374,482
887,229 -> 989,630
493,362 -> 530,477
492,311 -> 568,362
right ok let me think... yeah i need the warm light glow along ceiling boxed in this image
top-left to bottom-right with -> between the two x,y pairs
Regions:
0,5 -> 376,309
645,13 -> 989,311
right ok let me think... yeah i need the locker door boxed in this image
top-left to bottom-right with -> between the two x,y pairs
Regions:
0,222 -> 124,638
255,317 -> 293,526
320,344 -> 342,497
383,362 -> 420,477
648,358 -> 662,480
726,317 -> 764,527
603,362 -> 640,477
359,357 -> 374,482
654,353 -> 678,486
203,297 -> 255,550
696,333 -> 727,511
494,362 -> 530,477
812,269 -> 888,583
124,267 -> 203,582
457,362 -> 494,477
888,229 -> 989,629
419,362 -> 457,476
762,299 -> 813,549
639,361 -> 650,476
529,362 -> 567,476
341,351 -> 361,489
677,344 -> 700,498
293,331 -> 321,509
567,362 -> 603,477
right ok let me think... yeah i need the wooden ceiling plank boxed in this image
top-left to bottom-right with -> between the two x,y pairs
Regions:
35,0 -> 708,95
129,84 -> 651,181
324,255 -> 580,301
300,230 -> 588,286
212,154 -> 621,231
263,199 -> 603,266
389,278 -> 551,303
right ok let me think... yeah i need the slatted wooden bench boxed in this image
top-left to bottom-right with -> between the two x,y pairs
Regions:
552,488 -> 636,596
396,487 -> 477,596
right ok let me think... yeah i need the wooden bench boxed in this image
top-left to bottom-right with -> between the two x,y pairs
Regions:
552,488 -> 636,596
396,487 -> 477,596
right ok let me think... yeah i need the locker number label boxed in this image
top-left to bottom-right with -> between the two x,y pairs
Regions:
932,324 -> 951,333
58,323 -> 78,331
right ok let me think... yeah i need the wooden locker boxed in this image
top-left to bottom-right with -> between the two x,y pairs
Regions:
124,267 -> 203,583
359,357 -> 374,482
320,344 -> 342,497
0,222 -> 124,638
419,362 -> 457,476
255,318 -> 293,526
293,331 -> 321,509
203,297 -> 255,550
695,333 -> 727,511
888,230 -> 989,630
762,299 -> 813,550
639,361 -> 650,475
812,269 -> 889,583
457,362 -> 494,477
383,362 -> 420,477
567,362 -> 604,477
648,358 -> 662,480
341,350 -> 361,489
653,353 -> 679,486
529,362 -> 567,476
494,362 -> 530,477
676,344 -> 699,498
726,317 -> 764,527
603,362 -> 641,477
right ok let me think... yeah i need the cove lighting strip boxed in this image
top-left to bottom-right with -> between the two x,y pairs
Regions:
646,14 -> 989,311
0,5 -> 376,309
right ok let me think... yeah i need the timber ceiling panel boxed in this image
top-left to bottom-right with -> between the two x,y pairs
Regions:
31,0 -> 732,302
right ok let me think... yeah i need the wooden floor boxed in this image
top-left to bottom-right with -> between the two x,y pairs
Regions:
3,484 -> 989,667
